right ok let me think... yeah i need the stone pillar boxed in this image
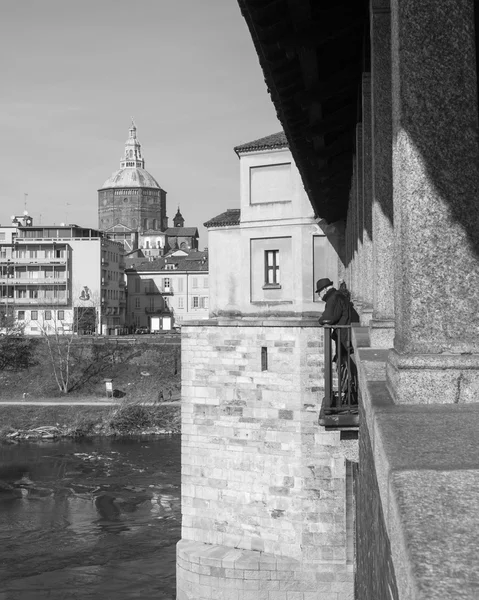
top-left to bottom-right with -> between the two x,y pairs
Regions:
353,126 -> 363,307
386,0 -> 479,403
350,158 -> 359,299
360,74 -> 374,325
368,0 -> 395,348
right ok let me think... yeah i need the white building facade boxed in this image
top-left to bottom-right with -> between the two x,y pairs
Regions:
126,250 -> 208,331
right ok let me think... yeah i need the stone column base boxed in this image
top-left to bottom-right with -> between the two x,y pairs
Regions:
359,304 -> 373,326
177,540 -> 353,600
368,319 -> 395,349
386,350 -> 479,404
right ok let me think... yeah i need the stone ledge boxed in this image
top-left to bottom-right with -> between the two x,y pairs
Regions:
355,327 -> 479,600
182,318 -> 322,328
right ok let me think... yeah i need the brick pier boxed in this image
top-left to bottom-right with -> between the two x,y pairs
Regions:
176,319 -> 355,600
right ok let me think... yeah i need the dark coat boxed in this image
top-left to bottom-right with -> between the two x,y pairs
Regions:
318,288 -> 352,351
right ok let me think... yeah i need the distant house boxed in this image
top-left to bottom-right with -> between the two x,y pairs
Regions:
125,249 -> 208,331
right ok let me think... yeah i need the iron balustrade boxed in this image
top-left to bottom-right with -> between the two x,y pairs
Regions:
319,324 -> 359,429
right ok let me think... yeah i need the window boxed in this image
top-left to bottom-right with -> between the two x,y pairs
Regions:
203,277 -> 208,288
164,278 -> 170,290
178,278 -> 184,293
265,250 -> 280,286
17,311 -> 25,321
135,298 -> 140,309
193,296 -> 199,308
261,347 -> 268,371
135,278 -> 140,293
200,297 -> 208,309
0,233 -> 5,241
178,297 -> 184,309
31,311 -> 38,320
57,310 -> 65,320
192,277 -> 198,288
45,310 -> 52,320
30,250 -> 37,259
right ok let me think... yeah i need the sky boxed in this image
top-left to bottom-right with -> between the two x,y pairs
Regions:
0,0 -> 281,247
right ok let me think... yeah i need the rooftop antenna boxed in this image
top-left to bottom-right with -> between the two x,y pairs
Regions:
24,193 -> 28,214
65,202 -> 71,224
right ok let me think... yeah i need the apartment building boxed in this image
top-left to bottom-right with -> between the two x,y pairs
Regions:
0,217 -> 125,335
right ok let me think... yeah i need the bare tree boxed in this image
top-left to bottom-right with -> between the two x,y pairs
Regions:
35,291 -> 100,394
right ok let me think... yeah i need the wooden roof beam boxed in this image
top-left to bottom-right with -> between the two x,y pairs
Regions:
294,68 -> 359,107
304,105 -> 357,138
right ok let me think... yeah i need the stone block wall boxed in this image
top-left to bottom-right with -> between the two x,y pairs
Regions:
355,402 -> 399,600
177,319 -> 354,599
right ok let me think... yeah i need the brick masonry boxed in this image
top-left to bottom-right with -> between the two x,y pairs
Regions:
177,320 -> 354,599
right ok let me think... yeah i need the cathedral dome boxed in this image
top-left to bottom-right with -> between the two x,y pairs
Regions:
101,167 -> 161,189
99,120 -> 162,190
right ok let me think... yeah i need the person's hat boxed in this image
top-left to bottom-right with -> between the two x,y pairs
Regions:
316,278 -> 334,293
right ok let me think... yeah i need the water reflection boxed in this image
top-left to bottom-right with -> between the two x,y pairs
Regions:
0,437 -> 181,599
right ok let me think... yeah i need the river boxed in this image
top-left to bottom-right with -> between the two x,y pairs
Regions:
0,436 -> 181,600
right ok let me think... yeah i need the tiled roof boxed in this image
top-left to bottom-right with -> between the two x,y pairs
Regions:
204,209 -> 241,228
234,131 -> 288,154
126,253 -> 208,273
164,227 -> 198,236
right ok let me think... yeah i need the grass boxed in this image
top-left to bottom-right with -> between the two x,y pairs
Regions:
0,338 -> 181,403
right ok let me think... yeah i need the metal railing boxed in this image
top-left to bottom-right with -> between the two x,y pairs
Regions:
319,324 -> 359,429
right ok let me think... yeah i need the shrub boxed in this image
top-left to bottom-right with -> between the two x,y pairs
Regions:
108,402 -> 152,432
0,336 -> 38,371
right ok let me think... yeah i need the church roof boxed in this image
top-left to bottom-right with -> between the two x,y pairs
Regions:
204,209 -> 241,228
164,227 -> 198,237
234,131 -> 288,154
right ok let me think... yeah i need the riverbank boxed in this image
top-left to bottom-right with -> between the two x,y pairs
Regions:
0,401 -> 181,441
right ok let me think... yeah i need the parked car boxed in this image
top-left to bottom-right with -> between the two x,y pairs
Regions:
135,326 -> 150,335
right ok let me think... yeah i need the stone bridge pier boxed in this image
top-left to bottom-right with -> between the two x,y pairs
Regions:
176,319 -> 356,600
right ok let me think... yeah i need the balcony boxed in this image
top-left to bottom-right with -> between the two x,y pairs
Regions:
0,297 -> 69,306
0,277 -> 67,285
318,325 -> 359,429
7,277 -> 66,285
0,257 -> 68,265
145,307 -> 168,314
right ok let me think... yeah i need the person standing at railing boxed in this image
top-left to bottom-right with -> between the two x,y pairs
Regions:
316,278 -> 358,406
316,278 -> 353,361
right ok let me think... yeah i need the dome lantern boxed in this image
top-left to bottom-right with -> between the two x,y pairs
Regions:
120,119 -> 145,170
